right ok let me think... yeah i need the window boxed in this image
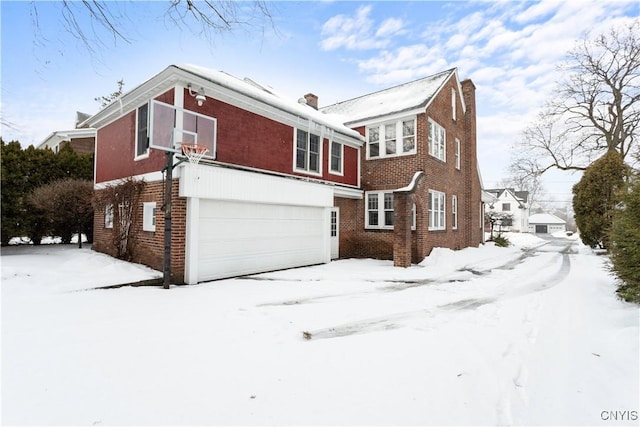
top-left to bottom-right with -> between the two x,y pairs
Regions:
429,190 -> 446,230
455,138 -> 461,170
428,119 -> 446,161
295,129 -> 321,174
136,103 -> 149,158
143,202 -> 157,232
104,204 -> 114,229
367,118 -> 416,159
330,141 -> 343,174
451,88 -> 457,121
367,193 -> 379,227
366,192 -> 416,230
330,210 -> 338,237
452,195 -> 458,230
502,203 -> 511,212
366,192 -> 394,228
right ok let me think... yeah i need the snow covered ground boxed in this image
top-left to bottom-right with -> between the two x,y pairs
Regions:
1,233 -> 638,425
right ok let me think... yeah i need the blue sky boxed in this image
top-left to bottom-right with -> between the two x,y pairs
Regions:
1,1 -> 638,203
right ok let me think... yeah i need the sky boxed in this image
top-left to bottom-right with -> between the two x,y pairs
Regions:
1,0 -> 638,204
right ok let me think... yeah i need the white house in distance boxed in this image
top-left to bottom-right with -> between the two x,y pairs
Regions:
484,188 -> 530,232
528,213 -> 567,234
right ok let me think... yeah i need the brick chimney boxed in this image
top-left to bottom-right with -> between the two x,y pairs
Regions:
304,93 -> 318,109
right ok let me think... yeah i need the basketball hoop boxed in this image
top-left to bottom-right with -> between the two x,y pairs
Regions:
181,143 -> 208,165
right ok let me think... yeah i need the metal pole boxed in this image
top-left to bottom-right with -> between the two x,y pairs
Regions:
163,151 -> 173,289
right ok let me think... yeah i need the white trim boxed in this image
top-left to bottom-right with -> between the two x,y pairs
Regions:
179,163 -> 334,207
94,170 -> 168,190
329,140 -> 344,176
455,138 -> 461,170
428,190 -> 446,231
293,127 -> 323,177
184,197 -> 200,285
366,116 -> 417,160
452,195 -> 458,230
142,202 -> 157,232
428,118 -> 446,162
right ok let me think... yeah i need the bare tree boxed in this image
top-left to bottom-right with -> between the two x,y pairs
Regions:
512,20 -> 640,179
29,0 -> 275,55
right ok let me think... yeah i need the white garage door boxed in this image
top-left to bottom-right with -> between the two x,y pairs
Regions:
197,199 -> 327,281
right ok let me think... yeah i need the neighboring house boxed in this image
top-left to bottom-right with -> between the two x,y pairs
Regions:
484,188 -> 530,232
38,112 -> 96,155
528,213 -> 566,234
86,64 -> 484,284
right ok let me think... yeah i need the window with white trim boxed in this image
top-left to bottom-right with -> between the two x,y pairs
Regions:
455,138 -> 461,169
429,190 -> 446,230
452,195 -> 458,230
428,119 -> 446,162
143,202 -> 157,232
104,204 -> 114,229
366,191 -> 416,230
330,141 -> 343,175
136,103 -> 150,158
451,88 -> 457,121
295,129 -> 321,174
367,118 -> 416,159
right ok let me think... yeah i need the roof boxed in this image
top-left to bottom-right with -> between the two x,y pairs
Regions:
84,64 -> 364,144
528,213 -> 566,224
485,188 -> 529,205
38,128 -> 96,149
320,68 -> 461,125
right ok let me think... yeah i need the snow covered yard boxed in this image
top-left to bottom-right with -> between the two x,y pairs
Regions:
1,234 -> 638,425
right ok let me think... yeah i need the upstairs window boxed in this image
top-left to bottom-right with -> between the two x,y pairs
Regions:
451,88 -> 457,121
367,118 -> 416,159
502,203 -> 511,212
455,138 -> 461,170
295,129 -> 321,174
136,103 -> 149,158
428,119 -> 446,162
330,141 -> 343,175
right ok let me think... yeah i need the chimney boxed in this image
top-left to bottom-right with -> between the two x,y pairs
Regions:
304,93 -> 318,109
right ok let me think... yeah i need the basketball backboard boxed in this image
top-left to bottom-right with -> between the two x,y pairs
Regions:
149,100 -> 216,159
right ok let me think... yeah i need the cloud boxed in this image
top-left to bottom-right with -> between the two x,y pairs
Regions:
320,5 -> 405,51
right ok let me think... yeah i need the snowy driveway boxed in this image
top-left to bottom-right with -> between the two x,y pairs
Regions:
2,234 -> 639,425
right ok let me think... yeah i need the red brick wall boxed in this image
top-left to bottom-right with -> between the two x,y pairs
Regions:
95,89 -> 175,184
184,90 -> 359,187
93,179 -> 186,283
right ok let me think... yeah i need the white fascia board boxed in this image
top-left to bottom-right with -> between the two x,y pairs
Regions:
345,108 -> 424,129
84,68 -> 181,129
179,163 -> 334,207
94,170 -> 169,190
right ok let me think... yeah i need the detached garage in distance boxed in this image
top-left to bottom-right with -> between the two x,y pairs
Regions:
528,213 -> 567,234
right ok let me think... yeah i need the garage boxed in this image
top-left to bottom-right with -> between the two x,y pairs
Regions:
528,213 -> 567,234
535,225 -> 548,234
180,164 -> 335,284
197,200 -> 327,281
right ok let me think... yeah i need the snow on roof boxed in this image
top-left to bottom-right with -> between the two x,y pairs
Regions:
528,213 -> 566,224
176,64 -> 363,141
320,68 -> 457,124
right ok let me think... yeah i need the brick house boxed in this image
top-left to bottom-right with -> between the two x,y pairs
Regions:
86,64 -> 484,284
38,112 -> 96,155
322,68 -> 484,265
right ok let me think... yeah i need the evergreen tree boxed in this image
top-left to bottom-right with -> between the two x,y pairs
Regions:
572,150 -> 628,248
0,139 -> 94,245
609,171 -> 640,303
